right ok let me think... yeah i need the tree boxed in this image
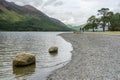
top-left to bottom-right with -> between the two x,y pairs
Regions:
84,23 -> 92,31
85,8 -> 120,31
110,13 -> 120,31
98,8 -> 110,31
87,15 -> 98,32
106,11 -> 114,30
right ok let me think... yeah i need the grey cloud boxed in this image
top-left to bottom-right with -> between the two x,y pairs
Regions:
119,3 -> 120,6
43,0 -> 57,6
7,0 -> 43,6
32,0 -> 43,6
42,0 -> 63,7
54,1 -> 63,6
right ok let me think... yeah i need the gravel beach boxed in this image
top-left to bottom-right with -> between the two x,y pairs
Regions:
48,33 -> 120,80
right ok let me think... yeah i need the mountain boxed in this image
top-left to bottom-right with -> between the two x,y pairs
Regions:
67,24 -> 86,31
23,5 -> 38,11
0,0 -> 71,31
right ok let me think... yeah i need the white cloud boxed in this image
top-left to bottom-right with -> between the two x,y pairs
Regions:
62,17 -> 75,25
6,0 -> 120,25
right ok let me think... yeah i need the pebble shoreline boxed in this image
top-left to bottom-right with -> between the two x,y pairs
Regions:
48,33 -> 120,80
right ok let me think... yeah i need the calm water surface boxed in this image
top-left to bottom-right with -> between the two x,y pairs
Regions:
0,32 -> 73,80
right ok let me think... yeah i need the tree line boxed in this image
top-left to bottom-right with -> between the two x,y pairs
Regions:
84,8 -> 120,32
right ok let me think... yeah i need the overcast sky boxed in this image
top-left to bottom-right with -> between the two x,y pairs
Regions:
7,0 -> 120,26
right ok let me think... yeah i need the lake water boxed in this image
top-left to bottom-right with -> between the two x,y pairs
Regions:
0,32 -> 73,80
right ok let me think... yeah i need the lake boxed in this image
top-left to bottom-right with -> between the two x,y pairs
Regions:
0,32 -> 73,80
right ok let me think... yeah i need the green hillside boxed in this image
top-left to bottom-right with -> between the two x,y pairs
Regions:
0,0 -> 72,31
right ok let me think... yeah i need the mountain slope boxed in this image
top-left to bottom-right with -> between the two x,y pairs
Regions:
0,0 -> 71,31
67,24 -> 86,31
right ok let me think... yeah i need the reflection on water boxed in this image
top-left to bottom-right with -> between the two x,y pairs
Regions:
49,52 -> 58,57
0,32 -> 73,80
13,64 -> 36,77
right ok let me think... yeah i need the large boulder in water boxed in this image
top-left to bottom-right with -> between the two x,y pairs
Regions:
49,46 -> 58,53
13,52 -> 36,67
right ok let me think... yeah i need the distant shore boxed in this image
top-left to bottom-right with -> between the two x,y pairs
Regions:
48,32 -> 120,80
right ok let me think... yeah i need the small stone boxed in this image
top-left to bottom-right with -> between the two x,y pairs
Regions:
49,46 -> 58,53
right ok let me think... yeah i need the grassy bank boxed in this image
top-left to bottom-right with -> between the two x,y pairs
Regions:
85,31 -> 120,34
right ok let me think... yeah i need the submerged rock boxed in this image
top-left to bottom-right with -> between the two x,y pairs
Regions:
49,46 -> 58,53
13,64 -> 35,75
13,52 -> 36,67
